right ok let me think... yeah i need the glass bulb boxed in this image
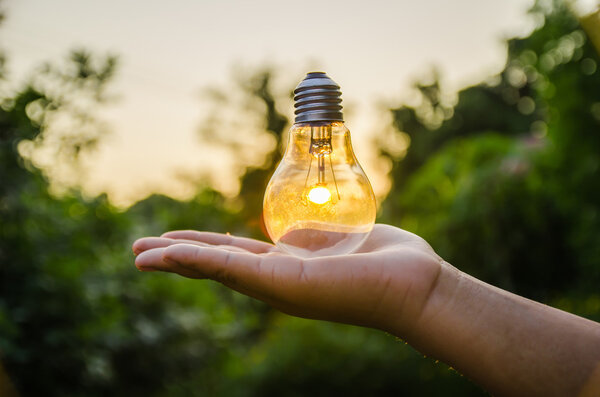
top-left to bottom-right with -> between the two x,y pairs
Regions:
263,72 -> 376,258
264,117 -> 376,257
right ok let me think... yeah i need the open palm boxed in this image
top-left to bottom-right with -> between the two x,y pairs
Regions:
133,224 -> 443,335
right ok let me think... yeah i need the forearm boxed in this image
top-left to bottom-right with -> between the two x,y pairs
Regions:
400,263 -> 600,397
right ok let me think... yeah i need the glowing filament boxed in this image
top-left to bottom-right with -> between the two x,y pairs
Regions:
307,186 -> 332,204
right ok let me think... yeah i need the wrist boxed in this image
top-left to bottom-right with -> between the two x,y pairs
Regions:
395,261 -> 465,346
380,256 -> 463,342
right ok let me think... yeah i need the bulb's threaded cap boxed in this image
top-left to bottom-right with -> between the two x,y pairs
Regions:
294,72 -> 343,123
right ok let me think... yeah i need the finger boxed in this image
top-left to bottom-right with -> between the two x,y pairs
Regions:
163,244 -> 300,304
132,237 -> 250,255
135,247 -> 207,279
161,230 -> 275,254
135,246 -> 276,303
135,247 -> 167,269
162,244 -> 263,284
133,237 -> 203,255
162,244 -> 304,298
135,247 -> 185,271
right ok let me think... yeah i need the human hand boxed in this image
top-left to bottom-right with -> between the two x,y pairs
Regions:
132,224 -> 445,337
134,224 -> 600,396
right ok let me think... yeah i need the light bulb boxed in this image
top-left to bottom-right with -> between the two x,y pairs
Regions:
263,72 -> 376,258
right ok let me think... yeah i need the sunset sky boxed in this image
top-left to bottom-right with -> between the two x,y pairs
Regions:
3,0 -> 540,207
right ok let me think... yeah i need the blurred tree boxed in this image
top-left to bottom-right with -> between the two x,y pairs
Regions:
381,0 -> 600,307
0,48 -> 266,396
198,67 -> 291,238
236,71 -> 289,235
219,318 -> 483,397
0,47 -> 127,395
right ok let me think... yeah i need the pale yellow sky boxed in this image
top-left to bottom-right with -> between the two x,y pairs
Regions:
3,0 -> 539,207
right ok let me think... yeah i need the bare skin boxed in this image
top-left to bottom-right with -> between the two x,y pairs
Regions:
133,224 -> 600,397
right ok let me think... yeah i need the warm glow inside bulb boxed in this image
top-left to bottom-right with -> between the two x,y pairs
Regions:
307,186 -> 332,204
263,121 -> 377,258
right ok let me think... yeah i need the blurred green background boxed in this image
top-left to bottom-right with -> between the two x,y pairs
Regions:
2,0 -> 600,395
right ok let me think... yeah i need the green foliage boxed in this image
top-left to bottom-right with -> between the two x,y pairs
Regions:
222,318 -> 482,396
383,0 -> 600,311
1,1 -> 600,396
199,67 -> 291,238
0,52 -> 268,396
